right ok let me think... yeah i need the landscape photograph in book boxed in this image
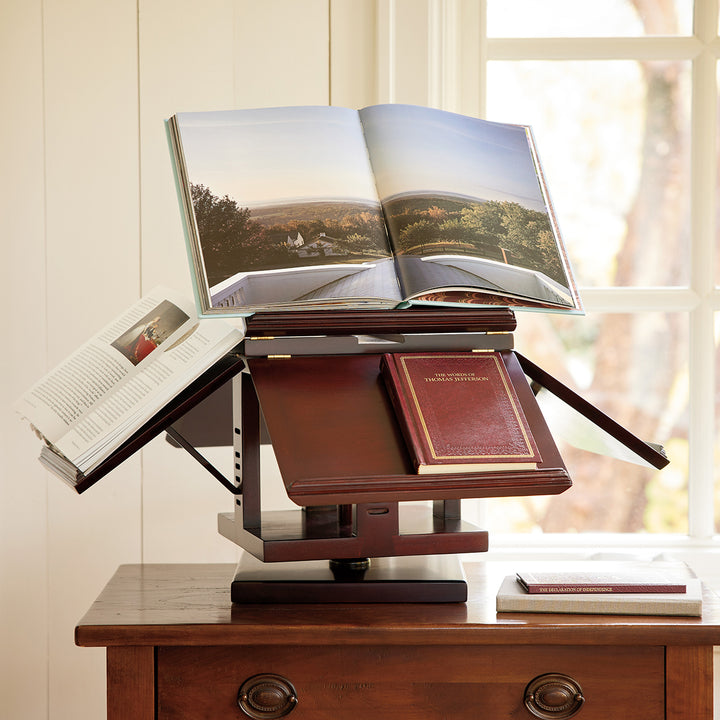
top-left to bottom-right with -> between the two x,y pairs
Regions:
359,104 -> 576,308
175,107 -> 397,310
111,300 -> 189,366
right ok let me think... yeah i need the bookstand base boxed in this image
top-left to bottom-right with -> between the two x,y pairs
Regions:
231,552 -> 468,603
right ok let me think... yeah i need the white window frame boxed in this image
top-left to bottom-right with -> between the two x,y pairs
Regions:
373,0 -> 719,555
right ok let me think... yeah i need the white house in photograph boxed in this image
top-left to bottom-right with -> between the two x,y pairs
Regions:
287,230 -> 348,258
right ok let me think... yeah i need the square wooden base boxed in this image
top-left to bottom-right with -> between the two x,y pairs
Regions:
231,553 -> 468,603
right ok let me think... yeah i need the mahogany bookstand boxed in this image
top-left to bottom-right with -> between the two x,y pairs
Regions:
74,307 -> 667,603
174,308 -> 664,603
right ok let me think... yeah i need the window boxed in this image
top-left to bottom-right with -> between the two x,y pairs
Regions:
457,0 -> 718,540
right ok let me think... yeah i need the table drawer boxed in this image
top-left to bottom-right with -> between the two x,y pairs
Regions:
157,644 -> 664,719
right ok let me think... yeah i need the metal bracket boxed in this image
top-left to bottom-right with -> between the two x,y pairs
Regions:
165,425 -> 242,495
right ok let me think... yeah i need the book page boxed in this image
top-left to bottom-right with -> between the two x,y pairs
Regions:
170,106 -> 402,315
54,317 -> 242,472
358,104 -> 580,311
15,287 -> 200,444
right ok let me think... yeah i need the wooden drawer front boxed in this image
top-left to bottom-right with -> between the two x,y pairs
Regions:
157,644 -> 664,720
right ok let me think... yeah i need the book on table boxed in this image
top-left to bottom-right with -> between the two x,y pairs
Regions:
497,562 -> 702,617
380,351 -> 542,474
496,575 -> 702,617
14,287 -> 243,490
167,103 -> 582,317
515,569 -> 687,594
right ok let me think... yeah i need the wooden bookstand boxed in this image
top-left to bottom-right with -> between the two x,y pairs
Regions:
186,308 -> 662,603
79,307 -> 666,603
219,309 -> 527,601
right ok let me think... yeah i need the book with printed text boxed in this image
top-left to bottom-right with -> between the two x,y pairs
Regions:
380,351 -> 542,474
497,575 -> 702,617
516,570 -> 687,594
14,287 -> 244,490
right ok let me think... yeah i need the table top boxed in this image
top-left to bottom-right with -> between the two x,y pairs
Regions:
75,561 -> 720,649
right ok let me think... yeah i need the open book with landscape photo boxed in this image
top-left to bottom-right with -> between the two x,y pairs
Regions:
14,287 -> 243,488
167,104 -> 581,317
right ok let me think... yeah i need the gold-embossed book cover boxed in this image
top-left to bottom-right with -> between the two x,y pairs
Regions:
381,351 -> 542,474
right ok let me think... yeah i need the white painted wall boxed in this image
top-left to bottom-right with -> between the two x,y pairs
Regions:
0,2 -> 462,717
1,2 -> 717,718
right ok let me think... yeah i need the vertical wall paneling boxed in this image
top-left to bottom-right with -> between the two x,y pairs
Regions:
139,0 -> 241,565
376,0 -> 438,106
233,0 -> 331,108
376,0 -> 484,115
330,0 -> 378,108
3,5 -> 482,716
3,2 -> 493,718
427,0 -> 483,114
41,0 -> 143,717
427,0 -> 457,109
1,2 -> 49,718
387,0 -> 431,106
138,0 -> 236,299
456,0 -> 484,118
376,0 -> 397,103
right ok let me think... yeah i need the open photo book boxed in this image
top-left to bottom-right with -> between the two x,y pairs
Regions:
14,287 -> 243,488
167,104 -> 582,317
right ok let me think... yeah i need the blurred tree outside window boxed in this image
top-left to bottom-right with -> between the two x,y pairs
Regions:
479,0 -> 717,537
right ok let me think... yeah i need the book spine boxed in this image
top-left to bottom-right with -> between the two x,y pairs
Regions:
526,584 -> 686,594
380,354 -> 430,471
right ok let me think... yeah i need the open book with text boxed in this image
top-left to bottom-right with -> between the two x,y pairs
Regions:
14,287 -> 243,489
167,104 -> 581,317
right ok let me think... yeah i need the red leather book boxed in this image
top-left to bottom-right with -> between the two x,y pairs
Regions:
380,351 -> 542,474
515,570 -> 687,594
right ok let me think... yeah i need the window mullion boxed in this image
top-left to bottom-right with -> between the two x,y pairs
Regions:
486,36 -> 702,61
687,17 -> 718,538
694,0 -> 719,44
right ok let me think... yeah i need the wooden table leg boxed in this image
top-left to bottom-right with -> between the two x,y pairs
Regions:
107,646 -> 155,720
665,645 -> 713,720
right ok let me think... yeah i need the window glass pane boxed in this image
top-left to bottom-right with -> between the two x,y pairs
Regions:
487,0 -> 693,37
481,311 -> 688,534
487,60 -> 691,289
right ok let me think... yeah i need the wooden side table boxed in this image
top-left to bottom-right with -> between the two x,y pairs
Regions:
76,562 -> 720,720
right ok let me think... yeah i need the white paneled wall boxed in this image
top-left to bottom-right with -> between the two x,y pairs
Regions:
2,2 -> 718,718
0,2 -> 455,718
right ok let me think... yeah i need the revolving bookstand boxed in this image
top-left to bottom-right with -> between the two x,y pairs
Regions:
160,307 -> 667,604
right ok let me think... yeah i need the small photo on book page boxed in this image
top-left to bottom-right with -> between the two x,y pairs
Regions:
110,300 -> 190,366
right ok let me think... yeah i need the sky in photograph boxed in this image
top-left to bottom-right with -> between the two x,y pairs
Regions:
175,104 -> 547,212
359,104 -> 547,211
175,106 -> 380,208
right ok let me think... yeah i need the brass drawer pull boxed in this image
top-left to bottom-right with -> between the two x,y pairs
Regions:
237,674 -> 298,718
524,673 -> 585,719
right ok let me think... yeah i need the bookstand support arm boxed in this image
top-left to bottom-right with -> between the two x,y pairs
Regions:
165,426 -> 242,495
